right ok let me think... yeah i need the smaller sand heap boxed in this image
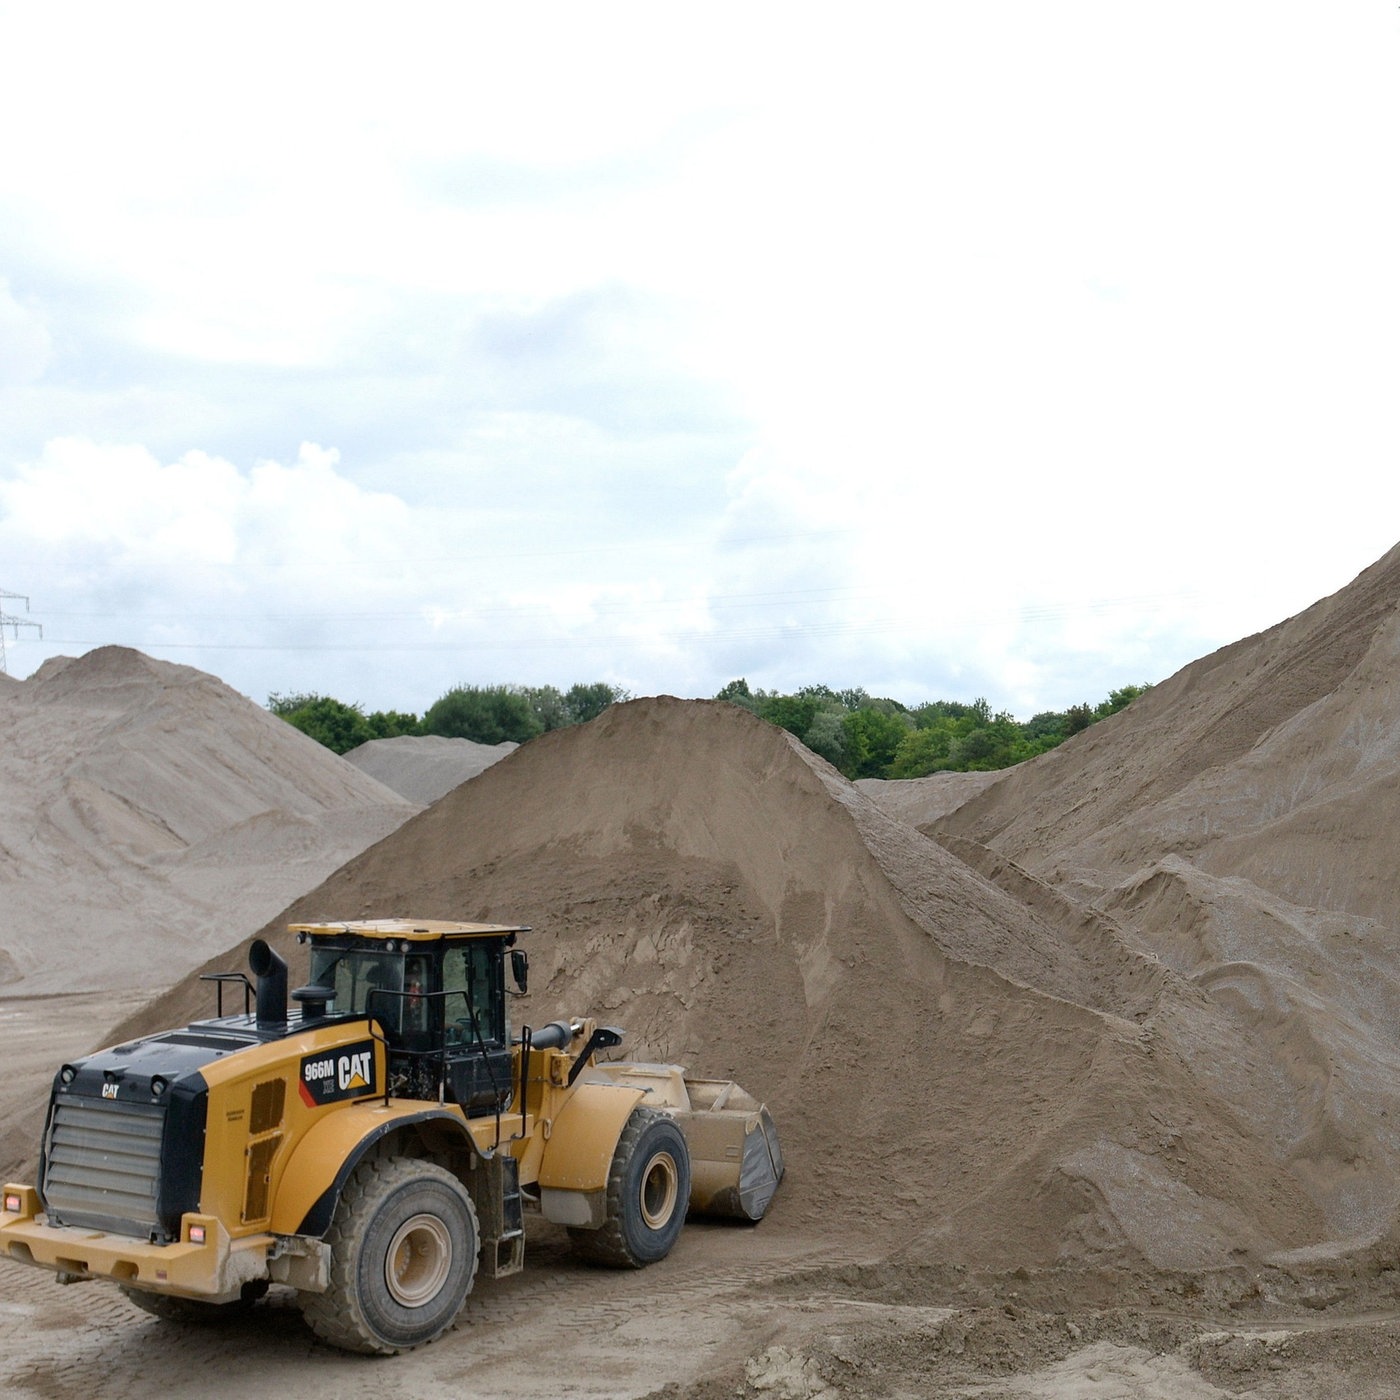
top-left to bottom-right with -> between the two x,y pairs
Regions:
0,646 -> 418,996
344,734 -> 516,805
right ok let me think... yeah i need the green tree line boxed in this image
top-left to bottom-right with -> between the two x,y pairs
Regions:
266,682 -> 629,755
714,679 -> 1152,780
268,676 -> 1151,781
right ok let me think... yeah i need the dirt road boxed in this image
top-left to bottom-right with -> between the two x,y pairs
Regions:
4,1224 -> 1400,1399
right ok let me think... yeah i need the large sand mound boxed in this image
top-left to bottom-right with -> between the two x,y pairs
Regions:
0,646 -> 419,996
934,540 -> 1400,1255
120,697 -> 1323,1273
343,734 -> 516,804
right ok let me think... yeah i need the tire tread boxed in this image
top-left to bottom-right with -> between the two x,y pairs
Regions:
568,1107 -> 689,1268
301,1157 -> 478,1355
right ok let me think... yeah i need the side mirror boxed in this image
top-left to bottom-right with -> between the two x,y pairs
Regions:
509,949 -> 529,995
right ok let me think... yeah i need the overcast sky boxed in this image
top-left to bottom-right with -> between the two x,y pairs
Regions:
2,3 -> 1398,718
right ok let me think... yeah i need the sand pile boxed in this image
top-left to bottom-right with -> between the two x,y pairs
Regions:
0,646 -> 419,996
343,734 -> 516,804
125,697 -> 1322,1274
927,540 -> 1400,1254
855,770 -> 1002,827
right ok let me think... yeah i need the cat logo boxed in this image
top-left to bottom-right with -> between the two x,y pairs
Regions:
101,1082 -> 119,1100
298,1039 -> 378,1107
340,1053 -> 372,1091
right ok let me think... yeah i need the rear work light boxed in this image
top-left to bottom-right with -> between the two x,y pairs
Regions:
188,1224 -> 207,1244
3,1193 -> 20,1213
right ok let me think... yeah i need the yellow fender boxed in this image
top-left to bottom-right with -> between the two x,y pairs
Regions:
534,1079 -> 646,1192
270,1100 -> 475,1237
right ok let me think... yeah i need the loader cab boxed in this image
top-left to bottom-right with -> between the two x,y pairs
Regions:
292,919 -> 530,1116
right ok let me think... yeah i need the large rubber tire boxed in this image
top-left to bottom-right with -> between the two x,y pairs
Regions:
120,1280 -> 267,1323
301,1158 -> 479,1355
568,1108 -> 691,1268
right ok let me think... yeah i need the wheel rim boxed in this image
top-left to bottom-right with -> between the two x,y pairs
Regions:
384,1212 -> 453,1307
639,1150 -> 680,1230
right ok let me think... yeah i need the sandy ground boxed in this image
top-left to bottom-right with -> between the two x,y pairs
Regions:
17,1256 -> 1400,1400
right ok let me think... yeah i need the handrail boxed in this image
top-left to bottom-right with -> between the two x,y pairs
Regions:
200,971 -> 254,1017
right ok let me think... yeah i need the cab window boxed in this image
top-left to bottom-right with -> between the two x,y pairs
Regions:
309,947 -> 405,1032
443,942 -> 502,1046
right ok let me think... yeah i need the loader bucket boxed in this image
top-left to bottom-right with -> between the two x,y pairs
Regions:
591,1063 -> 785,1222
679,1078 -> 784,1222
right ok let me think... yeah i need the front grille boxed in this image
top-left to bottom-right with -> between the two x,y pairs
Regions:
43,1097 -> 166,1237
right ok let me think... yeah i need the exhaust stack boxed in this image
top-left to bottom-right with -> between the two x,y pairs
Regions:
249,939 -> 288,1027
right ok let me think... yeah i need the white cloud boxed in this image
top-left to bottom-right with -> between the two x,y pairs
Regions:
0,441 -> 421,686
0,440 -> 416,570
2,440 -> 236,554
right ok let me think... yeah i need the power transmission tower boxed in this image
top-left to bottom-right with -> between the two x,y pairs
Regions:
0,590 -> 42,676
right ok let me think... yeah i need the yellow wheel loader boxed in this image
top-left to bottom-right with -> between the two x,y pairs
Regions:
1,919 -> 783,1354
